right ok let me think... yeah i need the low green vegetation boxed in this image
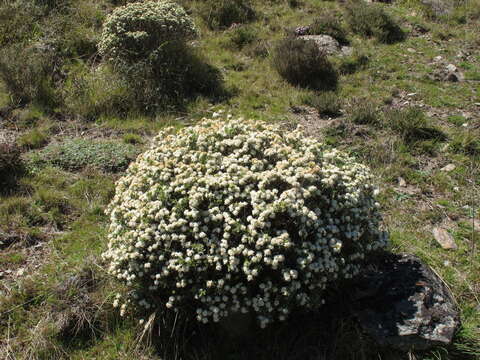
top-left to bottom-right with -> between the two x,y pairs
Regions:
0,0 -> 479,359
25,138 -> 140,172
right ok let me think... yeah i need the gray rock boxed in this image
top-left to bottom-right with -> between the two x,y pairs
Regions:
421,0 -> 453,17
446,64 -> 457,72
298,35 -> 340,56
353,253 -> 460,351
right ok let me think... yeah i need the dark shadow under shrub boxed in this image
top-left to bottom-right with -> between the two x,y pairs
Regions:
202,0 -> 256,30
272,38 -> 338,91
336,51 -> 369,75
119,42 -> 226,113
0,140 -> 24,194
344,2 -> 405,44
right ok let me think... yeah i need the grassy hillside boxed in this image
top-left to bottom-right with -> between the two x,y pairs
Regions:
0,0 -> 479,359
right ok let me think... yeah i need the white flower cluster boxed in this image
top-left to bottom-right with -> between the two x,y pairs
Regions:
104,117 -> 388,328
99,0 -> 197,64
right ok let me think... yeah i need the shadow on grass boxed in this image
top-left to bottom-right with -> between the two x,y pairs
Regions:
114,43 -> 231,116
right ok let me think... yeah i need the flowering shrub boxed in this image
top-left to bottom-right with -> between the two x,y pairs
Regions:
98,1 -> 197,65
104,118 -> 388,327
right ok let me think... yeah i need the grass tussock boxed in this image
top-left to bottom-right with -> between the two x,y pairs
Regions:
272,37 -> 338,90
201,0 -> 256,30
344,1 -> 405,43
304,91 -> 343,117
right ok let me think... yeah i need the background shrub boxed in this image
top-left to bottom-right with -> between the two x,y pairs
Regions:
63,64 -> 132,119
0,45 -> 60,107
272,38 -> 338,90
99,1 -> 223,112
202,0 -> 256,29
99,0 -> 197,66
308,11 -> 349,45
227,25 -> 258,49
0,1 -> 41,48
25,138 -> 140,172
349,100 -> 379,125
104,118 -> 388,328
119,42 -> 225,112
304,92 -> 343,117
344,2 -> 404,43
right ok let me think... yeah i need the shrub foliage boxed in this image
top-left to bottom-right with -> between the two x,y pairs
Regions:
98,0 -> 222,112
344,2 -> 404,44
0,45 -> 59,107
99,0 -> 198,66
202,0 -> 256,30
308,12 -> 348,45
272,37 -> 338,90
104,118 -> 388,327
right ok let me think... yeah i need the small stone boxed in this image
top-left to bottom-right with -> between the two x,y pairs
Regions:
407,92 -> 417,97
434,55 -> 443,62
407,48 -> 416,53
441,164 -> 456,172
432,227 -> 457,250
398,177 -> 407,187
446,64 -> 457,72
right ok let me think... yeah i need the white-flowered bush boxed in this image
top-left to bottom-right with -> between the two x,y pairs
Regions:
99,0 -> 197,65
104,117 -> 388,328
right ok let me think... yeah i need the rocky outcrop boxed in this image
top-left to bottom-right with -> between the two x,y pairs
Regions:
298,35 -> 352,56
353,253 -> 460,351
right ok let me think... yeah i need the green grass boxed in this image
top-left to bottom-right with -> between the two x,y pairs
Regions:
0,0 -> 479,359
